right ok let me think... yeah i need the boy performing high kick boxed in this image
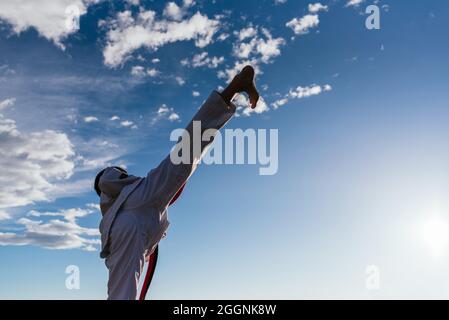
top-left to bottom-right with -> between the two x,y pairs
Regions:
94,66 -> 259,299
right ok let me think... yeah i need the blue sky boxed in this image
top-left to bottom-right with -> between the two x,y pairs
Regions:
1,0 -> 449,299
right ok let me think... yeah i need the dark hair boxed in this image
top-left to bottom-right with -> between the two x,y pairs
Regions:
94,166 -> 128,197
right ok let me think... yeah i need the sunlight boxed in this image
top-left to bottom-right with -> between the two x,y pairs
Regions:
420,216 -> 449,258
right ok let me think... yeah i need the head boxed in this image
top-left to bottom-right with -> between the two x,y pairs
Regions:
94,166 -> 128,197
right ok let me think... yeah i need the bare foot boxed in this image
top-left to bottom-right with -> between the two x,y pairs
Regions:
230,66 -> 260,108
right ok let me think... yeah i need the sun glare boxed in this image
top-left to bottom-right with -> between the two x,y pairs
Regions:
420,217 -> 449,258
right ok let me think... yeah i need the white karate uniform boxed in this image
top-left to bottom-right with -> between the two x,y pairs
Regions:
98,91 -> 236,299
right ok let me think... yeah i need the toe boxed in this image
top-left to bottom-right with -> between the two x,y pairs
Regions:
249,91 -> 259,108
248,82 -> 259,108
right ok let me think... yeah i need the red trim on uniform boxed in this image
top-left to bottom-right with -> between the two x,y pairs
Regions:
138,246 -> 158,300
169,183 -> 186,205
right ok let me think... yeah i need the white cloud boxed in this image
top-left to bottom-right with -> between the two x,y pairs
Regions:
192,91 -> 200,97
0,206 -> 100,251
184,52 -> 225,68
271,84 -> 332,109
217,33 -> 229,41
163,2 -> 183,21
308,3 -> 328,13
73,138 -> 122,172
46,178 -> 93,199
86,203 -> 101,211
163,0 -> 196,21
131,65 -> 145,76
232,27 -> 285,63
158,105 -> 170,115
256,29 -> 286,63
235,26 -> 258,41
233,94 -> 269,117
126,0 -> 140,6
103,9 -> 220,67
284,2 -> 328,36
0,115 -> 75,210
0,97 -> 16,111
84,116 -> 99,123
131,66 -> 159,77
0,210 -> 11,221
175,76 -> 185,86
180,58 -> 189,66
274,0 -> 287,4
0,0 -> 92,49
219,27 -> 284,83
183,0 -> 196,7
76,154 -> 121,172
168,113 -> 180,121
151,58 -> 160,63
152,104 -> 180,124
271,98 -> 289,109
110,115 -> 120,121
288,84 -> 332,99
120,120 -> 134,127
286,14 -> 319,35
147,68 -> 159,77
346,0 -> 365,7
